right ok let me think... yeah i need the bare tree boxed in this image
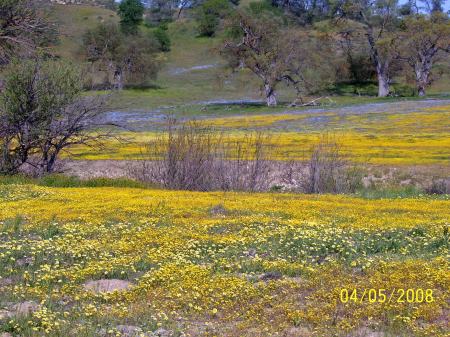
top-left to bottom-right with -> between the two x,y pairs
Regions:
221,8 -> 335,106
301,134 -> 362,194
398,13 -> 450,96
132,119 -> 274,191
0,0 -> 56,65
35,97 -> 112,173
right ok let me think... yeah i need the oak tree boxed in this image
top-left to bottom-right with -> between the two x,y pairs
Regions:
342,0 -> 401,97
398,13 -> 450,95
83,22 -> 161,90
221,8 -> 335,106
0,0 -> 56,65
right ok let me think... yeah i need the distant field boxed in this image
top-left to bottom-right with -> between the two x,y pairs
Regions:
0,184 -> 448,336
69,102 -> 450,165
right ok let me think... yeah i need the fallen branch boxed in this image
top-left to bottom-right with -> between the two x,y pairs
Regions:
289,96 -> 335,107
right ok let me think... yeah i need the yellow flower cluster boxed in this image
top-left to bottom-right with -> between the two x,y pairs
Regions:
68,104 -> 450,164
0,184 -> 448,336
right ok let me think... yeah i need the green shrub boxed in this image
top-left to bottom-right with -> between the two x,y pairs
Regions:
154,24 -> 171,52
0,173 -> 158,189
118,0 -> 144,35
195,0 -> 232,37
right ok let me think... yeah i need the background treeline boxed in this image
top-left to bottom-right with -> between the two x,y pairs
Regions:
0,0 -> 449,177
83,0 -> 449,104
1,0 -> 449,99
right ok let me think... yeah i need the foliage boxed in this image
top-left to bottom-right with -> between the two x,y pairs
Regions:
270,0 -> 341,24
402,0 -> 447,14
397,12 -> 450,96
0,59 -> 109,174
83,21 -> 162,89
340,0 -> 404,97
195,0 -> 233,37
119,33 -> 162,88
145,0 -> 177,25
334,19 -> 377,83
118,0 -> 145,35
153,24 -> 172,52
82,21 -> 122,64
0,0 -> 57,65
0,174 -> 148,189
221,8 -> 335,106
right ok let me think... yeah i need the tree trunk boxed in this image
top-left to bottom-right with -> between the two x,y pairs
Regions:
377,72 -> 390,97
365,26 -> 391,98
417,79 -> 426,96
376,61 -> 390,97
264,83 -> 277,107
415,59 -> 432,97
45,153 -> 58,173
114,67 -> 124,90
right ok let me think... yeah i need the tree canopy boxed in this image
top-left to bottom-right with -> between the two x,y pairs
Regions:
118,0 -> 145,34
0,0 -> 56,66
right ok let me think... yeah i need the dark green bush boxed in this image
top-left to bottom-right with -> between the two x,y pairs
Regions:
195,0 -> 232,37
154,24 -> 171,52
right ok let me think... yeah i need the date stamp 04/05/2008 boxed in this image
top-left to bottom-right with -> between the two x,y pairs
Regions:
339,288 -> 435,304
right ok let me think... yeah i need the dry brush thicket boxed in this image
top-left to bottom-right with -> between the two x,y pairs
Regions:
130,120 -> 364,193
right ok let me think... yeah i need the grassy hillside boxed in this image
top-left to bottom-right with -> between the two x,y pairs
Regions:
109,19 -> 269,111
49,3 -> 449,113
49,4 -> 268,110
50,5 -> 119,61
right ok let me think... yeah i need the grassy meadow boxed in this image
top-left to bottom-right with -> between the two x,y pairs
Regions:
0,184 -> 449,336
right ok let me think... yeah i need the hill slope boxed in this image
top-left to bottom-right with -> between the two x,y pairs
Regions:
49,4 -> 119,61
48,4 -> 449,112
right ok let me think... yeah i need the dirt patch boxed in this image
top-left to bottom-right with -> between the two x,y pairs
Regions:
0,301 -> 40,321
83,279 -> 133,293
60,159 -> 137,179
60,159 -> 449,195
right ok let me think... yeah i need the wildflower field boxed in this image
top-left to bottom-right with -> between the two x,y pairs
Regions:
1,1 -> 449,336
71,103 -> 450,165
0,184 -> 448,336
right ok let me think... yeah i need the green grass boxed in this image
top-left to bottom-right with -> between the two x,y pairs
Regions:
49,5 -> 119,61
355,186 -> 429,199
1,173 -> 447,199
0,174 -> 152,189
106,88 -> 449,117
